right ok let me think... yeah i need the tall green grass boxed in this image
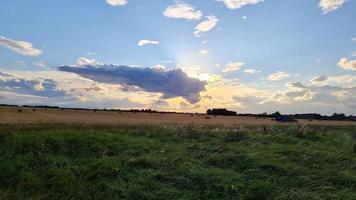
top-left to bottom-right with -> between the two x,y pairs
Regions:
0,124 -> 355,199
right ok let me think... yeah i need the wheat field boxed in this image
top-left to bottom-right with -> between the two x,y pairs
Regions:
1,106 -> 355,126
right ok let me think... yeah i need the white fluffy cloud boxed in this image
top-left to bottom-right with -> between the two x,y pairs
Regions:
319,0 -> 345,14
222,61 -> 244,72
218,0 -> 264,9
0,35 -> 42,56
106,0 -> 127,6
137,40 -> 159,47
193,16 -> 219,37
338,58 -> 356,71
267,71 -> 291,81
163,3 -> 202,20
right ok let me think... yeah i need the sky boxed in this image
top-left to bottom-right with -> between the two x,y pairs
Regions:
0,0 -> 355,115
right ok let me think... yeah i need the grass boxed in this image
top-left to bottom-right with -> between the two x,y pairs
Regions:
0,124 -> 355,199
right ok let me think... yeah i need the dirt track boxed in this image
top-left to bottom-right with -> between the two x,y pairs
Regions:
0,106 -> 355,126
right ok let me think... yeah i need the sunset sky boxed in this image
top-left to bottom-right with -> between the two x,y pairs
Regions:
0,0 -> 355,114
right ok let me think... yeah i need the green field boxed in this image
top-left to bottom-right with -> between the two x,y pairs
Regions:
0,124 -> 355,200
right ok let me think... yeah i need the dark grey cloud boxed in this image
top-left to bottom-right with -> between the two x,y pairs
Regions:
58,65 -> 206,104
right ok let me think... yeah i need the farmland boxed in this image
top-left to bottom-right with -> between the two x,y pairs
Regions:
0,106 -> 355,199
1,106 -> 355,126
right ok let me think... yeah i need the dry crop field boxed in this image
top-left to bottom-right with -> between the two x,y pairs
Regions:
0,106 -> 355,126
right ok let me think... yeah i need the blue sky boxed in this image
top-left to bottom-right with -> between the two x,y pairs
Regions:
0,0 -> 355,114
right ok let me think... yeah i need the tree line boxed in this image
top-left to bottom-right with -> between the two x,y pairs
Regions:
237,111 -> 356,121
0,104 -> 354,121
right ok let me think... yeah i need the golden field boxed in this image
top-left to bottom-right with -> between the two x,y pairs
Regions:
1,106 -> 355,126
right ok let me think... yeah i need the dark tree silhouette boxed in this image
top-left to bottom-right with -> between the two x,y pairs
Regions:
207,108 -> 237,116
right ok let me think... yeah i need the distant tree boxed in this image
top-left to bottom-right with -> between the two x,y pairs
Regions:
271,111 -> 281,118
207,108 -> 237,116
331,113 -> 346,120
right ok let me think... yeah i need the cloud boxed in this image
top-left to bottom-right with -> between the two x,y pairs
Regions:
153,64 -> 166,71
193,16 -> 219,37
308,74 -> 356,87
293,91 -> 316,101
34,61 -> 46,68
199,49 -> 209,55
222,61 -> 244,72
260,79 -> 356,113
152,99 -> 169,107
76,57 -> 102,66
58,64 -> 206,104
351,37 -> 356,42
0,70 -> 150,109
180,66 -> 218,82
286,82 -> 307,90
338,58 -> 356,71
163,2 -> 202,20
352,51 -> 356,57
218,0 -> 264,9
179,101 -> 190,109
319,0 -> 345,14
137,40 -> 159,47
310,75 -> 328,85
0,35 -> 42,56
232,95 -> 264,109
198,72 -> 356,114
106,0 -> 127,6
0,72 -> 65,98
267,71 -> 291,81
327,75 -> 356,86
244,69 -> 257,74
0,91 -> 48,105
